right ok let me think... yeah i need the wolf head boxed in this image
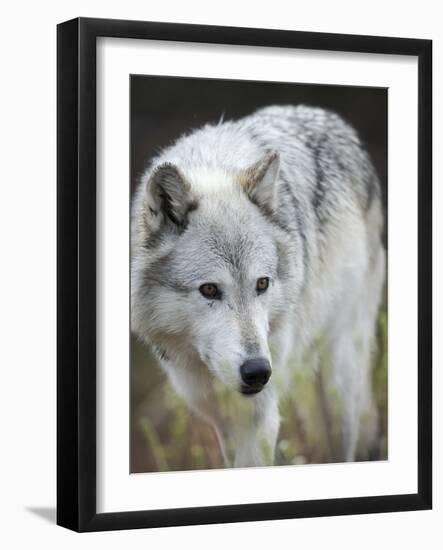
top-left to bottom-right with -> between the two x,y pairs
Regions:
131,152 -> 300,395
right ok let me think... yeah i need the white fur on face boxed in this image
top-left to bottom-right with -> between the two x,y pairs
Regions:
132,191 -> 290,390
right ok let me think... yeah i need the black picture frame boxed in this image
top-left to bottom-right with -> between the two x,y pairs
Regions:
57,17 -> 432,532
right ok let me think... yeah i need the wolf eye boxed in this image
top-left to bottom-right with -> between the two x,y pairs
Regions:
199,283 -> 221,300
256,277 -> 269,294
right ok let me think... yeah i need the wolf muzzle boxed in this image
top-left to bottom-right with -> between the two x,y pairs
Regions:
240,358 -> 271,395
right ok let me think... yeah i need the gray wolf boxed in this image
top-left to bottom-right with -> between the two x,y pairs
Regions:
131,105 -> 386,467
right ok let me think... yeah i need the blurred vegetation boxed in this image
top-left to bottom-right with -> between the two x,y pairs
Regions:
131,294 -> 387,473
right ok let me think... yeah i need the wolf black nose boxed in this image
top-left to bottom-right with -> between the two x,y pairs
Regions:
240,358 -> 272,394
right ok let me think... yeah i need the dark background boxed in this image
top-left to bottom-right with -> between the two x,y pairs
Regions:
130,76 -> 388,473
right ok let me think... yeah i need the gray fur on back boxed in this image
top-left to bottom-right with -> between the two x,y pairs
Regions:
132,104 -> 381,257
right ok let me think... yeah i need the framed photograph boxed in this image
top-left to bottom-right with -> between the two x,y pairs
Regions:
57,17 -> 432,532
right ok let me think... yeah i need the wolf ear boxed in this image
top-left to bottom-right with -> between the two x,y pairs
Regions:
144,163 -> 195,231
240,152 -> 280,212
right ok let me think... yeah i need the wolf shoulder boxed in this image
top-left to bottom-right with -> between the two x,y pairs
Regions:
251,105 -> 380,197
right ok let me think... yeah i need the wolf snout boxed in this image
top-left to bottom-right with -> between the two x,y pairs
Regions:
240,358 -> 272,395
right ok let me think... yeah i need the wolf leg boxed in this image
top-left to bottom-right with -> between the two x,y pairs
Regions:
330,336 -> 367,462
162,360 -> 280,468
231,319 -> 296,468
161,360 -> 232,466
329,246 -> 385,462
232,385 -> 280,468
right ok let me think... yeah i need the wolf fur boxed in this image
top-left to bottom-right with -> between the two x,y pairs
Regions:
131,105 -> 385,467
